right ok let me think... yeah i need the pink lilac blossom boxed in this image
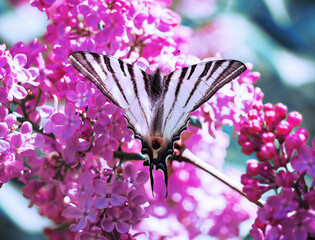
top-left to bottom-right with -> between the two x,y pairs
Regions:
238,102 -> 315,239
3,0 -> 313,239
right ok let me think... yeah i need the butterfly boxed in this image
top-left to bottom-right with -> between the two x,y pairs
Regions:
68,51 -> 246,195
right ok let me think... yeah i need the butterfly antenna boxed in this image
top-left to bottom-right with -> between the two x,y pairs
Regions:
159,50 -> 181,74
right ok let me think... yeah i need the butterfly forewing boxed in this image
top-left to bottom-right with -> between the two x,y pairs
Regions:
161,60 -> 247,140
68,52 -> 152,137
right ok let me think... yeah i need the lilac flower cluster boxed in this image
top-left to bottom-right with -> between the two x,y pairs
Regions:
2,0 -> 314,239
238,102 -> 315,239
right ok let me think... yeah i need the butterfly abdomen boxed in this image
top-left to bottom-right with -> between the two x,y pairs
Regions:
150,69 -> 163,99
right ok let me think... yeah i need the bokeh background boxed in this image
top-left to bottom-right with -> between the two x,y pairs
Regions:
0,0 -> 315,239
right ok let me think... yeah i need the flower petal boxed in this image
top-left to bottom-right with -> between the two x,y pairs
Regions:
101,219 -> 114,232
116,221 -> 130,233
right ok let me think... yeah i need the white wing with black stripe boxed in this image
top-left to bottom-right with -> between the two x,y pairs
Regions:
68,51 -> 247,195
68,52 -> 152,138
161,60 -> 246,141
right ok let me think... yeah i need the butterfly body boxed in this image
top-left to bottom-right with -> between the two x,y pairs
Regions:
68,51 -> 247,194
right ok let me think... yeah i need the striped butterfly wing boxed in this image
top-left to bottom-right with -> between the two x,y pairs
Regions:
68,51 -> 152,138
161,60 -> 247,141
68,51 -> 247,195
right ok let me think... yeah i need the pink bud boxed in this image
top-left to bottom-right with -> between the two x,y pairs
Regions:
275,120 -> 291,137
248,120 -> 262,134
295,128 -> 308,144
285,133 -> 302,151
259,143 -> 275,160
242,178 -> 261,202
264,111 -> 276,126
274,103 -> 287,119
261,132 -> 275,143
248,109 -> 259,120
287,111 -> 302,127
241,174 -> 252,185
240,125 -> 250,136
252,101 -> 263,111
246,159 -> 260,176
242,141 -> 254,155
273,154 -> 287,168
263,103 -> 274,112
238,134 -> 250,145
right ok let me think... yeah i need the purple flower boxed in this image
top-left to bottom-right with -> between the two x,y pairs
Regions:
19,121 -> 45,155
123,163 -> 149,185
93,179 -> 128,209
91,134 -> 119,160
100,11 -> 125,40
66,81 -> 93,108
267,188 -> 299,219
291,145 -> 315,178
51,103 -> 81,139
76,227 -> 107,240
101,206 -> 132,233
62,136 -> 90,165
282,210 -> 315,239
6,76 -> 27,100
78,5 -> 101,27
62,193 -> 98,232
87,94 -> 116,126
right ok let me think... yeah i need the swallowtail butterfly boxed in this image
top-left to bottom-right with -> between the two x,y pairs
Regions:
68,52 -> 246,194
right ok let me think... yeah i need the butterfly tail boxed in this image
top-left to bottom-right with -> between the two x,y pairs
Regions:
149,161 -> 155,196
156,161 -> 168,198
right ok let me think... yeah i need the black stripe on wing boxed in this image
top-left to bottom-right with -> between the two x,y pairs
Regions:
161,59 -> 246,142
68,52 -> 123,108
162,68 -> 188,130
180,60 -> 247,113
191,60 -> 246,111
127,64 -> 150,130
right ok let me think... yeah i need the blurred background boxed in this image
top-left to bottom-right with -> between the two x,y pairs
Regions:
0,0 -> 315,239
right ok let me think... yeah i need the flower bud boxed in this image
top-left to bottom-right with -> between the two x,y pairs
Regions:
274,103 -> 287,120
263,103 -> 274,112
261,132 -> 275,143
246,159 -> 260,176
287,111 -> 302,127
295,128 -> 308,144
248,120 -> 262,134
238,134 -> 250,145
275,120 -> 291,138
248,109 -> 259,120
264,111 -> 276,126
285,133 -> 303,151
242,141 -> 254,155
252,101 -> 263,111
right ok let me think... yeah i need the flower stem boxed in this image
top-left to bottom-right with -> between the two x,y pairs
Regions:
176,144 -> 265,208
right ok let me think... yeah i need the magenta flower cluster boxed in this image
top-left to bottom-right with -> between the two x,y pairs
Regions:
238,102 -> 315,239
0,0 -> 314,239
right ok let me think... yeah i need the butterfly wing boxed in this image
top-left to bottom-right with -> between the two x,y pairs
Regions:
161,60 -> 247,141
68,52 -> 152,138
